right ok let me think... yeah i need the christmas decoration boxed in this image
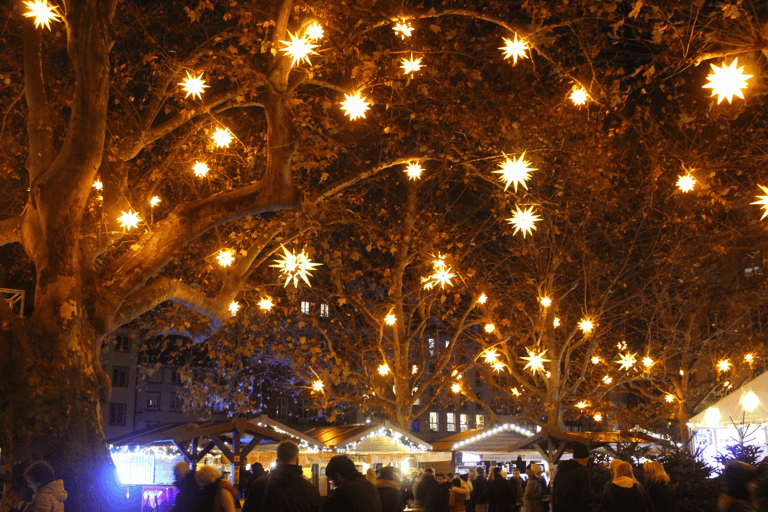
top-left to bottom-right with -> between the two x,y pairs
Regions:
306,22 -> 324,40
703,58 -> 752,104
228,301 -> 240,316
211,127 -> 233,148
493,152 -> 537,192
312,380 -> 324,392
23,0 -> 61,30
617,352 -> 636,370
540,296 -> 551,307
484,323 -> 495,333
385,313 -> 396,326
271,245 -> 322,288
717,359 -> 731,372
392,20 -> 413,39
280,31 -> 319,67
751,185 -> 768,220
401,55 -> 424,76
340,91 -> 370,120
422,254 -> 456,289
521,348 -> 549,375
92,180 -> 103,191
258,297 -> 274,311
378,364 -> 390,376
677,174 -> 696,192
149,196 -> 161,207
404,162 -> 423,180
507,205 -> 541,238
192,161 -> 209,178
216,249 -> 235,267
579,318 -> 594,333
179,71 -> 208,100
499,34 -> 529,64
118,210 -> 141,230
570,86 -> 588,105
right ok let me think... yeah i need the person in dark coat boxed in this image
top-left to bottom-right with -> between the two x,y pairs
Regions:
523,465 -> 545,512
472,466 -> 489,512
376,466 -> 404,512
324,455 -> 382,512
242,440 -> 321,512
552,443 -> 593,512
170,462 -> 201,512
598,461 -> 654,512
487,467 -> 516,512
643,461 -> 674,512
718,460 -> 758,512
415,468 -> 445,512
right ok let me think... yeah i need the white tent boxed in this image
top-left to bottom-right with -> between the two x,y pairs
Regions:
688,369 -> 768,467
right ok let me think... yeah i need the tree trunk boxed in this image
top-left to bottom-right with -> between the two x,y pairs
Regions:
676,405 -> 692,448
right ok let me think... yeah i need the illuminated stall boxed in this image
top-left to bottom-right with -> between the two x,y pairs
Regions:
689,369 -> 768,469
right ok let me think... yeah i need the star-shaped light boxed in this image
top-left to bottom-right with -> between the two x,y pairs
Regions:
258,297 -> 274,311
507,205 -> 541,238
150,196 -> 161,207
412,365 -> 418,374
499,34 -> 529,65
385,314 -> 396,326
92,180 -> 103,191
511,387 -> 521,396
554,317 -> 560,327
603,375 -> 613,385
23,0 -> 61,30
617,341 -> 628,350
521,348 -> 550,375
751,185 -> 768,220
642,357 -> 654,368
341,91 -> 370,120
211,127 -> 233,148
118,210 -> 141,230
378,364 -> 390,376
312,380 -> 324,392
703,58 -> 752,104
179,71 -> 208,100
717,359 -> 731,372
492,361 -> 506,372
591,356 -> 601,364
494,152 -> 537,192
570,86 -> 589,106
451,383 -> 461,393
305,22 -> 324,41
579,318 -> 594,333
482,349 -> 499,364
594,413 -> 603,421
745,353 -> 755,363
393,20 -> 413,39
216,249 -> 235,267
485,324 -> 495,333
401,54 -> 424,75
192,161 -> 209,178
228,301 -> 240,316
280,31 -> 319,67
422,254 -> 457,290
404,162 -> 424,180
617,352 -> 636,371
271,245 -> 322,288
665,394 -> 675,403
478,293 -> 488,304
575,401 -> 588,409
677,174 -> 696,192
540,296 -> 551,307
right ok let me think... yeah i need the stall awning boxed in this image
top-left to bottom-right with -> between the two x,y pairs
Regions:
689,369 -> 768,428
432,422 -> 533,453
303,421 -> 432,452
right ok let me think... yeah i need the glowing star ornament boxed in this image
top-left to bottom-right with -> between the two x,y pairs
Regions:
280,31 -> 319,68
603,375 -> 613,385
677,174 -> 696,192
412,365 -> 418,375
378,364 -> 390,376
751,185 -> 768,220
540,297 -> 551,307
592,356 -> 601,365
179,71 -> 208,100
478,293 -> 488,304
305,22 -> 324,41
594,413 -> 603,422
575,401 -> 588,409
312,380 -> 324,393
521,348 -> 550,375
507,205 -> 541,238
192,161 -> 209,178
482,349 -> 499,364
451,383 -> 461,393
150,196 -> 161,207
494,152 -> 537,193
492,361 -> 506,373
392,20 -> 414,39
499,34 -> 529,65
643,357 -> 654,368
484,324 -> 495,333
401,55 -> 424,76
228,301 -> 240,316
341,91 -> 370,120
554,317 -> 560,327
92,180 -> 103,191
703,58 -> 752,104
211,127 -> 233,148
271,245 -> 322,288
404,162 -> 424,180
385,314 -> 396,326
617,353 -> 636,371
216,249 -> 235,267
665,394 -> 675,403
511,387 -> 521,396
745,353 -> 755,363
422,255 -> 457,290
258,297 -> 274,311
717,359 -> 731,372
579,318 -> 594,333
570,86 -> 589,106
118,210 -> 141,230
23,0 -> 61,30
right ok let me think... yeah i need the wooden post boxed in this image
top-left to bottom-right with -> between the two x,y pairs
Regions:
232,428 -> 241,486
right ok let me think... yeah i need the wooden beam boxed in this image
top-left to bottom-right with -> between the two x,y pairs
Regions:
211,434 -> 235,463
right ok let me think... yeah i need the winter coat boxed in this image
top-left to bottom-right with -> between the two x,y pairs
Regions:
19,480 -> 67,512
512,477 -> 524,506
598,477 -> 654,512
324,473 -> 383,512
552,459 -> 593,512
242,464 -> 321,512
487,477 -> 516,512
376,479 -> 404,512
172,470 -> 202,512
645,480 -> 674,512
523,476 -> 545,512
718,494 -> 757,512
472,475 -> 489,505
450,485 -> 470,512
415,474 -> 445,512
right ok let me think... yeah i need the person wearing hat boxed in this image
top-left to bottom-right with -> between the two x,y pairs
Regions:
552,443 -> 593,512
523,464 -> 545,512
170,461 -> 201,512
718,460 -> 758,512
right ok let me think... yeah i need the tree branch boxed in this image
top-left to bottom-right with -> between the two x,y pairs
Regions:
0,217 -> 23,247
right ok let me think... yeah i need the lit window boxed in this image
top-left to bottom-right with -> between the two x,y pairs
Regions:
428,338 -> 435,356
429,412 -> 439,431
460,414 -> 468,432
447,412 -> 456,432
320,303 -> 329,317
146,392 -> 161,411
109,403 -> 127,426
476,415 -> 485,428
301,301 -> 310,314
412,421 -> 420,432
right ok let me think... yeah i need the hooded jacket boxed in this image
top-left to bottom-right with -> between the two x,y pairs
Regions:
598,476 -> 654,512
20,480 -> 67,512
524,468 -> 545,512
376,479 -> 404,512
552,459 -> 593,512
242,464 -> 321,512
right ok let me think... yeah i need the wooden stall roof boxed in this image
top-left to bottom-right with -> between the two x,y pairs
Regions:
303,421 -> 432,451
432,425 -> 530,453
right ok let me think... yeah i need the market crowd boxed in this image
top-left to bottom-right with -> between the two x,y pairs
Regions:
9,441 -> 763,511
